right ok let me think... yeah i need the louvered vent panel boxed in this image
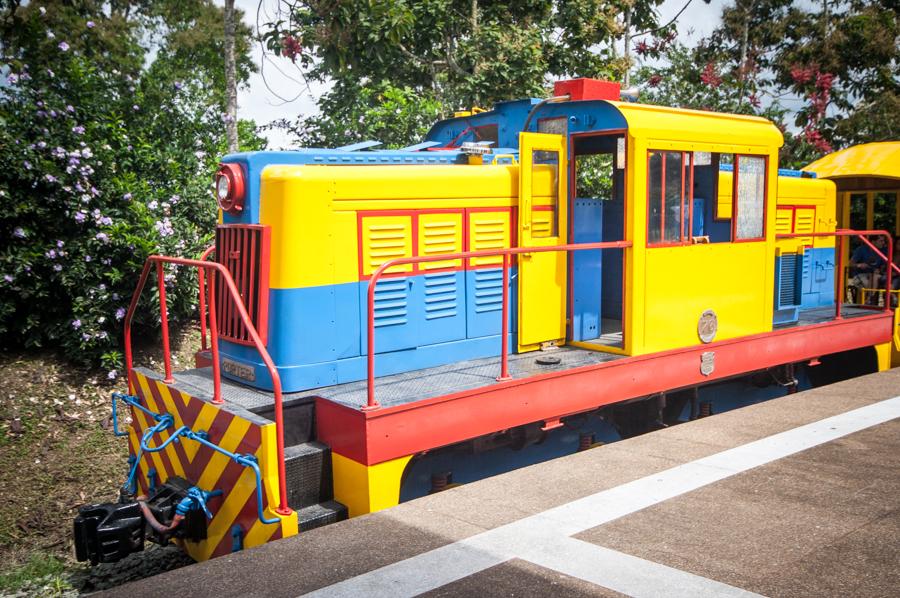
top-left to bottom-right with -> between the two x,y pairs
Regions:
361,216 -> 413,275
423,272 -> 458,320
215,224 -> 270,345
419,213 -> 462,271
469,212 -> 510,267
775,208 -> 793,235
794,208 -> 815,246
778,253 -> 800,308
372,278 -> 408,328
474,269 -> 504,314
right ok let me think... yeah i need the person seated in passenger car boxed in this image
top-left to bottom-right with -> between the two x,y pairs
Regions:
849,236 -> 888,305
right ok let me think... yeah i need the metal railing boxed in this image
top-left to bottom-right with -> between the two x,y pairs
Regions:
776,229 -> 895,321
123,254 -> 292,516
365,241 -> 633,410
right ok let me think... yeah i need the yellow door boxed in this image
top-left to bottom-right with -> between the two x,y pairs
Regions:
518,132 -> 568,351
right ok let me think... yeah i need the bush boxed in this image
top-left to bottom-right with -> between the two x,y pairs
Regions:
0,2 -> 263,375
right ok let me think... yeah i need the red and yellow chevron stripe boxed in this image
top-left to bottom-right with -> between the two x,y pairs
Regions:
127,370 -> 298,561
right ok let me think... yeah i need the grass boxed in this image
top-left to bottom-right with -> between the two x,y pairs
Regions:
0,326 -> 201,593
0,554 -> 71,595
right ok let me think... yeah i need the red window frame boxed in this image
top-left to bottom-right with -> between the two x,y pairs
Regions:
646,150 -> 694,248
731,154 -> 768,243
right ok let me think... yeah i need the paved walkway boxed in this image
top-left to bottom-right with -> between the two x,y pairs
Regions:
107,368 -> 900,597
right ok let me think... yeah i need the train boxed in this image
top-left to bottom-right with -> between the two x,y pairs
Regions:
72,78 -> 899,565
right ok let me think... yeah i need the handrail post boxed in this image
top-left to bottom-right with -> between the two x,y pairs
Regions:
364,270 -> 381,411
124,261 -> 153,394
198,267 -> 208,351
835,235 -> 844,320
497,253 -> 512,382
206,268 -> 223,405
884,234 -> 893,313
156,261 -> 174,383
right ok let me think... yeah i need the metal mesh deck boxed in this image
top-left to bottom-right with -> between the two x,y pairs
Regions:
780,305 -> 878,328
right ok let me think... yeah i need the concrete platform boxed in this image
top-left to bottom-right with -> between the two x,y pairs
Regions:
106,368 -> 900,598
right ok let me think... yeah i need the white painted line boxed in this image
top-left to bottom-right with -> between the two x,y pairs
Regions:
302,395 -> 900,598
521,536 -> 763,598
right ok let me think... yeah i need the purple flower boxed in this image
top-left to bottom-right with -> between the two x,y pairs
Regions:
99,216 -> 112,226
39,7 -> 46,15
53,264 -> 63,272
123,192 -> 133,201
95,232 -> 109,243
82,332 -> 91,341
72,125 -> 85,135
47,68 -> 54,78
46,249 -> 57,259
58,41 -> 69,52
74,211 -> 86,223
169,194 -> 180,204
37,141 -> 47,149
84,255 -> 92,262
56,240 -> 64,248
148,200 -> 158,210
3,274 -> 13,283
174,81 -> 184,90
86,21 -> 95,29
44,174 -> 57,183
23,160 -> 32,170
13,227 -> 25,238
101,258 -> 111,266
107,369 -> 117,379
132,105 -> 139,111
115,307 -> 126,320
72,319 -> 82,329
66,105 -> 75,113
155,218 -> 174,237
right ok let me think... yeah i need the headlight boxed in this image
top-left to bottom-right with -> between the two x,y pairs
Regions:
214,163 -> 245,215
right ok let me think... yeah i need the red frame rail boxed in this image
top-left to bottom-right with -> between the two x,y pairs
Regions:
776,229 -> 894,319
123,254 -> 292,516
366,241 -> 633,410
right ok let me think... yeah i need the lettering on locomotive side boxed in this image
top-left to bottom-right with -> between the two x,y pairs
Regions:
222,358 -> 255,382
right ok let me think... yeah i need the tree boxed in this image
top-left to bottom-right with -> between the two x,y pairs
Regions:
260,0 -> 664,147
634,0 -> 899,167
224,0 -> 239,153
0,0 -> 262,372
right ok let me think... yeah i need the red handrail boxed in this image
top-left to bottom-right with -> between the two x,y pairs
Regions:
776,229 -> 894,318
123,255 -> 292,516
197,245 -> 216,351
365,240 -> 633,409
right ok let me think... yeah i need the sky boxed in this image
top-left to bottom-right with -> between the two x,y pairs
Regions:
230,0 -> 726,149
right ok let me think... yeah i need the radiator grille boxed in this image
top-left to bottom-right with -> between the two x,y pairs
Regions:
215,224 -> 270,345
778,253 -> 800,308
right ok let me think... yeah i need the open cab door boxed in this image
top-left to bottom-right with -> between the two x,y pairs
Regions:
517,132 -> 568,351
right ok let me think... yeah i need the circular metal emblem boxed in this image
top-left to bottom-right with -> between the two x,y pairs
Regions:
698,310 -> 718,344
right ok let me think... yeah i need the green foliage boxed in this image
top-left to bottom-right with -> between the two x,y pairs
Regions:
0,1 -> 263,373
636,0 -> 899,166
283,80 -> 444,148
262,0 -> 663,147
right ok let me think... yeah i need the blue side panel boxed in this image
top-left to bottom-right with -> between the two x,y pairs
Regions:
357,271 -> 467,354
572,198 -> 603,341
466,267 -> 517,339
800,247 -> 835,309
